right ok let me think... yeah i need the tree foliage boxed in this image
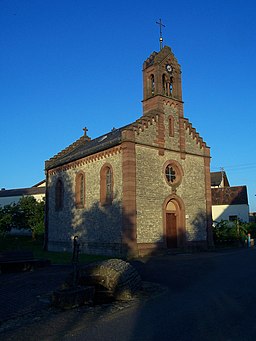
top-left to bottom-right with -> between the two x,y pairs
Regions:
213,219 -> 256,246
0,196 -> 45,239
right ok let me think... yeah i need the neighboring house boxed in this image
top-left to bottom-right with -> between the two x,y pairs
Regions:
45,44 -> 213,257
0,180 -> 45,207
0,181 -> 46,235
211,172 -> 249,223
210,171 -> 230,188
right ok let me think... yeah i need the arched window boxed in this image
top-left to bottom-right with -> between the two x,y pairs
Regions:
55,178 -> 64,210
169,76 -> 173,95
100,164 -> 113,205
169,115 -> 174,137
75,172 -> 85,208
162,74 -> 167,95
150,74 -> 155,96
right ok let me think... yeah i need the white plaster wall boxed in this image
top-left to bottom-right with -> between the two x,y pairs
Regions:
212,204 -> 249,223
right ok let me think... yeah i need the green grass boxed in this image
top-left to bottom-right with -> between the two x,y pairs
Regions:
0,235 -> 109,265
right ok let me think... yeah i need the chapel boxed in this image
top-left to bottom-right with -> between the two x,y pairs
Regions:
45,42 -> 213,257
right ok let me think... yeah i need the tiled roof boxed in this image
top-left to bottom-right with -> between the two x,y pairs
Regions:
0,187 -> 45,198
211,186 -> 248,205
45,112 -> 161,171
210,171 -> 230,187
45,126 -> 129,170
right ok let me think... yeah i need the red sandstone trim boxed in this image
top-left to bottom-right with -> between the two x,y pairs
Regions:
48,146 -> 121,175
121,139 -> 137,256
204,156 -> 214,247
162,194 -> 186,248
162,159 -> 184,188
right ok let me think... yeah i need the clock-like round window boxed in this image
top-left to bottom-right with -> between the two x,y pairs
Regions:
163,160 -> 183,187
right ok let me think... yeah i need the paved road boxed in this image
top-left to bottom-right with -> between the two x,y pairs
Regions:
2,248 -> 256,340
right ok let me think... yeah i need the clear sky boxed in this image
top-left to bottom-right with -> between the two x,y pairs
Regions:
1,0 -> 256,211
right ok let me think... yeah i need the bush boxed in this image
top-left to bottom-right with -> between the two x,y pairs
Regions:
213,219 -> 249,246
0,196 -> 45,240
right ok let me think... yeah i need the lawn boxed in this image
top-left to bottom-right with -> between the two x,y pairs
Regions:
0,235 -> 109,265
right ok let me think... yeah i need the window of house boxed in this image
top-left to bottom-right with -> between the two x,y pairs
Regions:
100,164 -> 113,205
55,178 -> 64,210
75,172 -> 85,208
229,215 -> 238,222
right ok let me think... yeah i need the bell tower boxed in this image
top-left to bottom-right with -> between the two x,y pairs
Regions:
142,45 -> 183,115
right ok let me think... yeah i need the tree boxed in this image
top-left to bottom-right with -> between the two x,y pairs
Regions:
0,196 -> 45,240
0,203 -> 19,237
213,219 -> 250,246
18,196 -> 45,240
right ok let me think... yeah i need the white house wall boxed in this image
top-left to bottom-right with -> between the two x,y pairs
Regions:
212,204 -> 249,223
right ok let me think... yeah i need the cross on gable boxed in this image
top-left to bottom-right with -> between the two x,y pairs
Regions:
83,127 -> 88,136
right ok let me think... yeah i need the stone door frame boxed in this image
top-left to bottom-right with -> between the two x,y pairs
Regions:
163,194 -> 186,248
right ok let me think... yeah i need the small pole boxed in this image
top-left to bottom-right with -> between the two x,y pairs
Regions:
72,235 -> 80,287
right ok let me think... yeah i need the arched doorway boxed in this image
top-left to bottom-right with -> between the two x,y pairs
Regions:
163,195 -> 186,248
166,200 -> 178,248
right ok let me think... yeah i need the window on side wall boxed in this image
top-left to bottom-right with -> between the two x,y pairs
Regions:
55,178 -> 64,211
75,172 -> 85,208
100,164 -> 113,206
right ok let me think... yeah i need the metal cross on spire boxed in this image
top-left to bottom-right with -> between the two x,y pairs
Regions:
156,18 -> 165,50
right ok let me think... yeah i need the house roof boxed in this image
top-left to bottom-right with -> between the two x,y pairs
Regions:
210,171 -> 230,187
45,126 -> 129,170
0,186 -> 45,198
211,186 -> 248,205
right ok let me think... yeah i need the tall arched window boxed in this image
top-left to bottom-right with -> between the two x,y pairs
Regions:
100,164 -> 113,205
150,74 -> 155,96
75,171 -> 85,208
169,115 -> 174,137
55,178 -> 64,210
162,74 -> 167,95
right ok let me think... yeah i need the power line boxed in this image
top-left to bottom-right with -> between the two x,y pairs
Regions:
211,163 -> 256,172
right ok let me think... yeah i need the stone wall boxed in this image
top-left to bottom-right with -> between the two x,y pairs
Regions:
135,100 -> 208,247
135,145 -> 207,244
47,151 -> 124,256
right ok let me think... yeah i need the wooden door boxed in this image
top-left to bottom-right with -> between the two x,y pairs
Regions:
166,212 -> 177,248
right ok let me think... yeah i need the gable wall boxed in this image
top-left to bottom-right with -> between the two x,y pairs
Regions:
135,145 -> 207,245
134,101 -> 209,249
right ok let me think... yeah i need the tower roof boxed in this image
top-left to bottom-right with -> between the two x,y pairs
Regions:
143,46 -> 179,69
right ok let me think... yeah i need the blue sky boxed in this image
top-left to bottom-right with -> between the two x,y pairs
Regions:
1,0 -> 256,211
